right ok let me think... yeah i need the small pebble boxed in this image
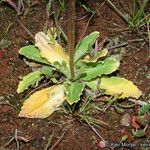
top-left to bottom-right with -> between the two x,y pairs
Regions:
0,96 -> 4,101
42,136 -> 46,140
120,113 -> 131,127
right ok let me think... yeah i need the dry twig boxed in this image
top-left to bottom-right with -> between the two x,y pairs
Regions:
3,129 -> 30,149
79,13 -> 95,42
44,131 -> 54,150
17,18 -> 34,39
0,102 -> 18,112
85,120 -> 105,142
128,98 -> 148,106
49,131 -> 66,150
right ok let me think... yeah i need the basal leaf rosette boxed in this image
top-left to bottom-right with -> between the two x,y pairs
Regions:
17,30 -> 143,119
19,85 -> 65,118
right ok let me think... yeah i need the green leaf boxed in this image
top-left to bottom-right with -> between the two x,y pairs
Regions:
138,103 -> 150,116
74,31 -> 99,64
99,76 -> 142,99
81,57 -> 119,81
40,66 -> 53,77
53,61 -> 70,79
83,49 -> 108,63
74,61 -> 88,80
132,129 -> 146,138
17,71 -> 42,93
114,102 -> 125,114
116,102 -> 136,109
64,81 -> 85,105
85,79 -> 99,91
19,45 -> 50,65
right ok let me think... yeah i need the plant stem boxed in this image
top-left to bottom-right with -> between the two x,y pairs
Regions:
147,19 -> 150,58
68,0 -> 75,80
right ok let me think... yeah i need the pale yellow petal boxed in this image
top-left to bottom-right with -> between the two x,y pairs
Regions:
19,85 -> 65,118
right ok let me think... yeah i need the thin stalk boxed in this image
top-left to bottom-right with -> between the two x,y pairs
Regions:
147,19 -> 150,57
68,0 -> 75,80
43,0 -> 52,33
79,12 -> 95,42
105,0 -> 130,24
44,131 -> 54,150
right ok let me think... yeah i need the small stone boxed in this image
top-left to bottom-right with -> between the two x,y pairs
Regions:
120,113 -> 131,127
0,96 -> 4,101
42,136 -> 46,140
6,95 -> 10,99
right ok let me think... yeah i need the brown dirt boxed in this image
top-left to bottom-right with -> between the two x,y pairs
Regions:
0,0 -> 149,150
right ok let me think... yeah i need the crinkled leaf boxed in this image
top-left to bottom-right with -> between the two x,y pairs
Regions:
81,57 -> 120,81
40,66 -> 53,77
19,45 -> 50,65
35,32 -> 69,67
85,79 -> 99,91
17,71 -> 42,94
19,85 -> 65,118
64,81 -> 85,105
74,60 -> 88,79
74,31 -> 99,64
99,76 -> 142,99
17,66 -> 53,93
53,61 -> 70,79
84,49 -> 108,63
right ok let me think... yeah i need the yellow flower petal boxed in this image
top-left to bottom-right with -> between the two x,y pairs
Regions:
35,32 -> 69,66
19,85 -> 65,118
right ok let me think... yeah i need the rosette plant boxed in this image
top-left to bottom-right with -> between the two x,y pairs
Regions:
17,31 -> 142,118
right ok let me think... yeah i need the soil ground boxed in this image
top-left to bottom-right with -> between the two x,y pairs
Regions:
0,0 -> 149,150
